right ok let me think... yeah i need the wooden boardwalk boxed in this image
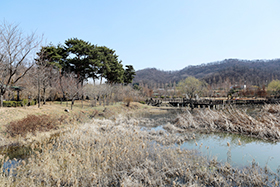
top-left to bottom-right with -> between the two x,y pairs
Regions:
146,98 -> 280,108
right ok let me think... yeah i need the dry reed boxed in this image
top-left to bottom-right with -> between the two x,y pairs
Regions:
0,115 -> 278,186
174,105 -> 280,141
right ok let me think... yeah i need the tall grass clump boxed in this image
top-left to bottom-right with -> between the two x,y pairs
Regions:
174,105 -> 280,141
0,116 -> 278,186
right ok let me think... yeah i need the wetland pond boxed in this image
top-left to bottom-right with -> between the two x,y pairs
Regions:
3,106 -> 280,177
142,108 -> 280,174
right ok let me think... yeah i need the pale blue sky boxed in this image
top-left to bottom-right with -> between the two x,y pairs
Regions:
1,0 -> 280,70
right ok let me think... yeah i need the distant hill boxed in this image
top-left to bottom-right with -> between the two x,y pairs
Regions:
133,59 -> 280,88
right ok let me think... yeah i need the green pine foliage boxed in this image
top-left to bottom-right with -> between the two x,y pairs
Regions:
124,65 -> 136,85
38,39 -> 135,85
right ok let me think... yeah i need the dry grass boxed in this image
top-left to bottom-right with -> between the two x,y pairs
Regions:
5,114 -> 66,138
0,101 -> 151,127
174,105 -> 280,141
0,116 -> 278,186
0,101 -> 160,148
1,103 -> 278,186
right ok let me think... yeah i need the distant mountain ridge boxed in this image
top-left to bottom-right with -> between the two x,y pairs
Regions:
133,58 -> 280,87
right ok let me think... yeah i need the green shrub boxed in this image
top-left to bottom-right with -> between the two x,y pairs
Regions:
29,100 -> 37,106
3,100 -> 37,107
139,101 -> 146,104
3,101 -> 22,107
160,96 -> 165,99
22,99 -> 28,106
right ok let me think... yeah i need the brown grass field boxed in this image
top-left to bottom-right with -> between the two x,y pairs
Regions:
0,101 -> 168,147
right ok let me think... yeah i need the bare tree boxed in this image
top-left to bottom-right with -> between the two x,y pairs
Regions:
28,65 -> 49,108
59,72 -> 82,110
0,21 -> 41,107
33,49 -> 58,107
20,81 -> 37,106
84,84 -> 99,107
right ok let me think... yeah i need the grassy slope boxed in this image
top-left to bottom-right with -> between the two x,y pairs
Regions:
0,101 -> 168,143
0,100 -> 171,125
0,101 -> 139,125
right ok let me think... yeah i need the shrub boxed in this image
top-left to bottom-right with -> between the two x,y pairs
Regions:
29,100 -> 37,106
3,101 -> 22,107
2,100 -> 36,107
124,96 -> 133,107
6,114 -> 63,137
139,101 -> 146,104
22,99 -> 28,106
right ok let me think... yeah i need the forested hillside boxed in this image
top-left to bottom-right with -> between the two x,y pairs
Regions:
133,59 -> 280,88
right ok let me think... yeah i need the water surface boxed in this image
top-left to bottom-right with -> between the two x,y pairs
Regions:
148,125 -> 280,173
180,132 -> 280,172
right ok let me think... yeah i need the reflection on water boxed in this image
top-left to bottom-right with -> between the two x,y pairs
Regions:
2,159 -> 21,176
180,132 -> 280,173
148,125 -> 280,173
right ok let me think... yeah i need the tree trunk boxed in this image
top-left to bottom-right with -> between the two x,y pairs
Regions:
38,79 -> 41,108
63,93 -> 66,102
190,98 -> 194,110
0,94 -> 3,107
71,99 -> 75,110
43,88 -> 46,105
81,84 -> 83,108
17,90 -> 20,101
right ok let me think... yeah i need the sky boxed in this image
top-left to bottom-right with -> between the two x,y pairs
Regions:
1,0 -> 280,71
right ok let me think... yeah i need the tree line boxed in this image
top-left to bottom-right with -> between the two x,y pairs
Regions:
0,22 -> 136,107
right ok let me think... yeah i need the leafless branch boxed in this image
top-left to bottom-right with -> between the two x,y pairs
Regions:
0,21 -> 42,106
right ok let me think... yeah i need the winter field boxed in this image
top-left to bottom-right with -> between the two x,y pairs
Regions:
0,102 -> 280,186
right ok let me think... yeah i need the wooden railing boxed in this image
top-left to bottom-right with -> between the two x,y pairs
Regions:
146,97 -> 280,107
